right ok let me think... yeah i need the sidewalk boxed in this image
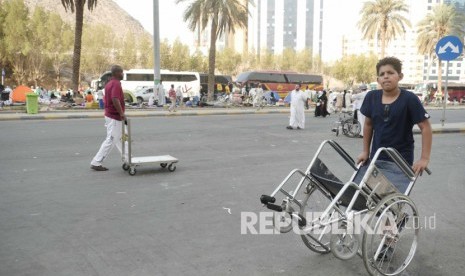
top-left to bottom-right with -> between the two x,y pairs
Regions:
1,106 -> 464,134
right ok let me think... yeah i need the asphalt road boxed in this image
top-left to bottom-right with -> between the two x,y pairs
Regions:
0,110 -> 464,276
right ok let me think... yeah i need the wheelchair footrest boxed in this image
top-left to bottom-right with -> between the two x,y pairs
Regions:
260,195 -> 276,205
265,203 -> 283,212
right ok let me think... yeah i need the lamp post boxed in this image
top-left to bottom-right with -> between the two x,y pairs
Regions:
153,0 -> 160,85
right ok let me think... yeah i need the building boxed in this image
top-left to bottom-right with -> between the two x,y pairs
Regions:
333,0 -> 465,85
247,0 -> 314,55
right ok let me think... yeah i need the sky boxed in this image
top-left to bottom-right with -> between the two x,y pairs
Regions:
113,0 -> 194,45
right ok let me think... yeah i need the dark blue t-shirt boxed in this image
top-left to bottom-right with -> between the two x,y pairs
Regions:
360,89 -> 430,165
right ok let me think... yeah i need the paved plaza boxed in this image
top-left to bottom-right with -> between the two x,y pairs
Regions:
0,110 -> 464,275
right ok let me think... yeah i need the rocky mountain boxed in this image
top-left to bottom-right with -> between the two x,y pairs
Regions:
23,0 -> 150,38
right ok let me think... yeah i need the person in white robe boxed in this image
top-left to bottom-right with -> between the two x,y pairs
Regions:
351,85 -> 368,137
287,84 -> 308,130
155,81 -> 165,106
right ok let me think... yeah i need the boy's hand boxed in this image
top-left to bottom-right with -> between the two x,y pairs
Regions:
413,158 -> 429,176
357,151 -> 369,165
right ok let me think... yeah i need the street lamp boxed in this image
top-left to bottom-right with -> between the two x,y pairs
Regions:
153,0 -> 160,85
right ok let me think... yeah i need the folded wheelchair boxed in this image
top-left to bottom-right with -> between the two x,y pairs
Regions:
260,140 -> 430,276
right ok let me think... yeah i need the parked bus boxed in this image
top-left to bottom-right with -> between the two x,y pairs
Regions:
95,69 -> 201,100
414,82 -> 465,103
199,74 -> 233,95
235,71 -> 323,98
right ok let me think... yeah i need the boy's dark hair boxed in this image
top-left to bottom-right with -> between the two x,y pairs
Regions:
376,57 -> 402,75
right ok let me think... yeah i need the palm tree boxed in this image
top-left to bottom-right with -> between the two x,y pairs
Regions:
417,4 -> 465,96
358,0 -> 411,58
61,0 -> 98,93
176,0 -> 249,101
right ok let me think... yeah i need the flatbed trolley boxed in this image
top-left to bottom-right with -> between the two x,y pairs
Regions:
121,118 -> 178,176
260,140 -> 431,276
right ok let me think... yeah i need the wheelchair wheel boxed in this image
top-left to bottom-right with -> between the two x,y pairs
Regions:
342,118 -> 361,138
330,220 -> 360,260
272,204 -> 295,234
299,184 -> 337,254
362,193 -> 419,276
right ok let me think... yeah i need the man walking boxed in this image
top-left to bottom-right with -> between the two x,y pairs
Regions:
90,65 -> 126,171
287,84 -> 308,130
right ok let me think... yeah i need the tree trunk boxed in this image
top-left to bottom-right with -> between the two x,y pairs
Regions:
71,0 -> 84,93
207,15 -> 218,102
380,28 -> 386,58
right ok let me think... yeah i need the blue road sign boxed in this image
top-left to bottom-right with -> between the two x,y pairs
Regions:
436,35 -> 463,61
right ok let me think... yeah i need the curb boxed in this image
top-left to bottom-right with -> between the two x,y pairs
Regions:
2,109 -> 465,135
0,108 -> 291,121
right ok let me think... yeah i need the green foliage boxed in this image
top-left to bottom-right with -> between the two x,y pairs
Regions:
331,54 -> 378,87
2,0 -> 31,85
416,4 -> 465,93
176,0 -> 249,100
189,50 -> 208,72
216,47 -> 242,75
170,39 -> 191,71
138,34 -> 154,68
81,24 -> 115,77
358,0 -> 411,57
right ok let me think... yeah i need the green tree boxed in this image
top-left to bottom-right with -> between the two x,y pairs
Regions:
259,49 -> 275,70
119,32 -> 138,69
81,24 -> 113,78
138,34 -> 154,68
29,7 -> 50,87
278,48 -> 297,71
0,2 -> 6,67
216,47 -> 242,75
358,0 -> 411,58
2,0 -> 31,85
45,13 -> 74,90
331,54 -> 377,87
61,0 -> 98,92
170,39 -> 190,71
177,0 -> 249,100
189,50 -> 208,72
160,39 -> 172,70
295,48 -> 313,73
416,4 -> 465,95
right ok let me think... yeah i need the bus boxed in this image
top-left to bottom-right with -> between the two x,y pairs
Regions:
95,69 -> 201,100
414,82 -> 465,103
235,71 -> 323,98
199,74 -> 232,95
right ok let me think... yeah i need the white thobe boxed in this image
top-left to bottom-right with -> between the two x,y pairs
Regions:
155,84 -> 165,106
289,90 -> 307,129
352,91 -> 368,134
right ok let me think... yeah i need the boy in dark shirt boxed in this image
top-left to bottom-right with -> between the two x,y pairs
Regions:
357,57 -> 432,192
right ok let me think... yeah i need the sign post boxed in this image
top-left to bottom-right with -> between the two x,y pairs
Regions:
1,68 -> 4,86
435,35 -> 463,126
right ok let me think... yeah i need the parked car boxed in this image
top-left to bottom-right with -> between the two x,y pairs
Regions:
134,87 -> 154,104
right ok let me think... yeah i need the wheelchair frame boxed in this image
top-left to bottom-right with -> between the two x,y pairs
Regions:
260,140 -> 431,276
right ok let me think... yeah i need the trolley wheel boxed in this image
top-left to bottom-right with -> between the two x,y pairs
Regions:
330,221 -> 359,260
122,163 -> 130,171
299,185 -> 338,254
168,164 -> 176,172
362,193 -> 419,276
160,163 -> 168,168
272,205 -> 295,234
129,167 -> 137,176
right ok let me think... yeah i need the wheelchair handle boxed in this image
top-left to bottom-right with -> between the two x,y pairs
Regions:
424,167 -> 432,175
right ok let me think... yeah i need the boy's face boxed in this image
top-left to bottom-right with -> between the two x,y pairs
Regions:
377,64 -> 403,92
